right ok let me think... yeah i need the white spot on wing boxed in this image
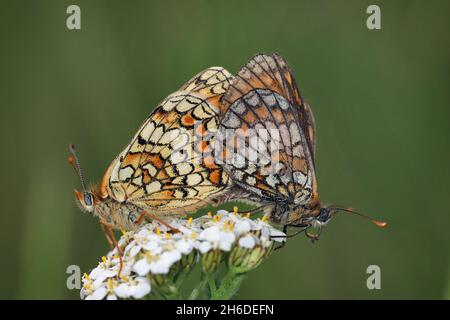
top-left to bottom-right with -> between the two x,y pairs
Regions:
245,163 -> 257,174
232,100 -> 247,115
140,121 -> 155,141
143,163 -> 157,177
280,174 -> 291,185
149,126 -> 164,144
222,112 -> 241,129
266,174 -> 279,188
186,173 -> 202,185
245,91 -> 260,107
261,91 -> 276,108
119,166 -> 134,181
246,176 -> 257,186
232,170 -> 244,181
276,95 -> 290,110
170,133 -> 189,150
170,150 -> 187,164
176,162 -> 193,175
293,171 -> 307,185
160,128 -> 180,145
133,175 -> 143,186
145,181 -> 162,194
290,123 -> 301,144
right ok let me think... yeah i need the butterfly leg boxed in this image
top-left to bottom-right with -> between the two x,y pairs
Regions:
135,211 -> 180,233
99,221 -> 114,250
100,221 -> 124,277
273,225 -> 289,251
234,205 -> 268,216
272,223 -> 311,249
107,225 -> 123,277
248,205 -> 269,216
305,226 -> 322,243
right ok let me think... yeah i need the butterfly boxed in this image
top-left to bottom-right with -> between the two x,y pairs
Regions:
214,53 -> 387,241
68,66 -> 234,270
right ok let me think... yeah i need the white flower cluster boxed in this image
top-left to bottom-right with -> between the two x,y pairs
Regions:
80,209 -> 285,300
197,210 -> 286,253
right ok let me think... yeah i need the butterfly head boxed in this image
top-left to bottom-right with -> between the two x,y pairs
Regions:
285,203 -> 387,242
68,144 -> 97,215
312,206 -> 338,227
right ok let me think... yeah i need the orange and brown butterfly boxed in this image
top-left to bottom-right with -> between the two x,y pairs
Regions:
68,66 -> 234,265
214,53 -> 387,241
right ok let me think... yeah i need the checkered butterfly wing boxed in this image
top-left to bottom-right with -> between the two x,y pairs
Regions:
98,67 -> 233,214
180,66 -> 233,108
216,54 -> 318,205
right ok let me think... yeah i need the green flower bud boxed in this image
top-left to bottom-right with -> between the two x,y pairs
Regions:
149,273 -> 167,287
201,249 -> 222,273
180,251 -> 197,269
229,245 -> 266,274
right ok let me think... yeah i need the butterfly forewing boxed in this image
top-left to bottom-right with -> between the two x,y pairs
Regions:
99,67 -> 233,214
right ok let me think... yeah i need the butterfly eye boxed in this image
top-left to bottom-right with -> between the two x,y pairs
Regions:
83,193 -> 93,206
318,208 -> 330,222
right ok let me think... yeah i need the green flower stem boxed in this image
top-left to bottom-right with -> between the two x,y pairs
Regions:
189,272 -> 212,300
208,276 -> 217,296
148,287 -> 165,300
210,270 -> 246,300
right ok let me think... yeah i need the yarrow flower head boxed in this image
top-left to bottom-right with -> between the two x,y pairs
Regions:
80,209 -> 286,300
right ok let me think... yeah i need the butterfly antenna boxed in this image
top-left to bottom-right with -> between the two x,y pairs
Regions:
67,143 -> 87,191
330,206 -> 388,228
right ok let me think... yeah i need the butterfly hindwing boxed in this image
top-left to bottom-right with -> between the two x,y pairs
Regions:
217,54 -> 317,205
222,53 -> 316,160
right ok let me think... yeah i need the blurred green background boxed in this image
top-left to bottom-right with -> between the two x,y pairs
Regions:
1,0 -> 449,299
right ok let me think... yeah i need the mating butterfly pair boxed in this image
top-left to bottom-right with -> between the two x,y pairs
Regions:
69,53 -> 386,248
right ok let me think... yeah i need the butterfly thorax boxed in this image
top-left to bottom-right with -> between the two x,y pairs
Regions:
271,199 -> 321,226
284,199 -> 337,229
93,189 -> 142,231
